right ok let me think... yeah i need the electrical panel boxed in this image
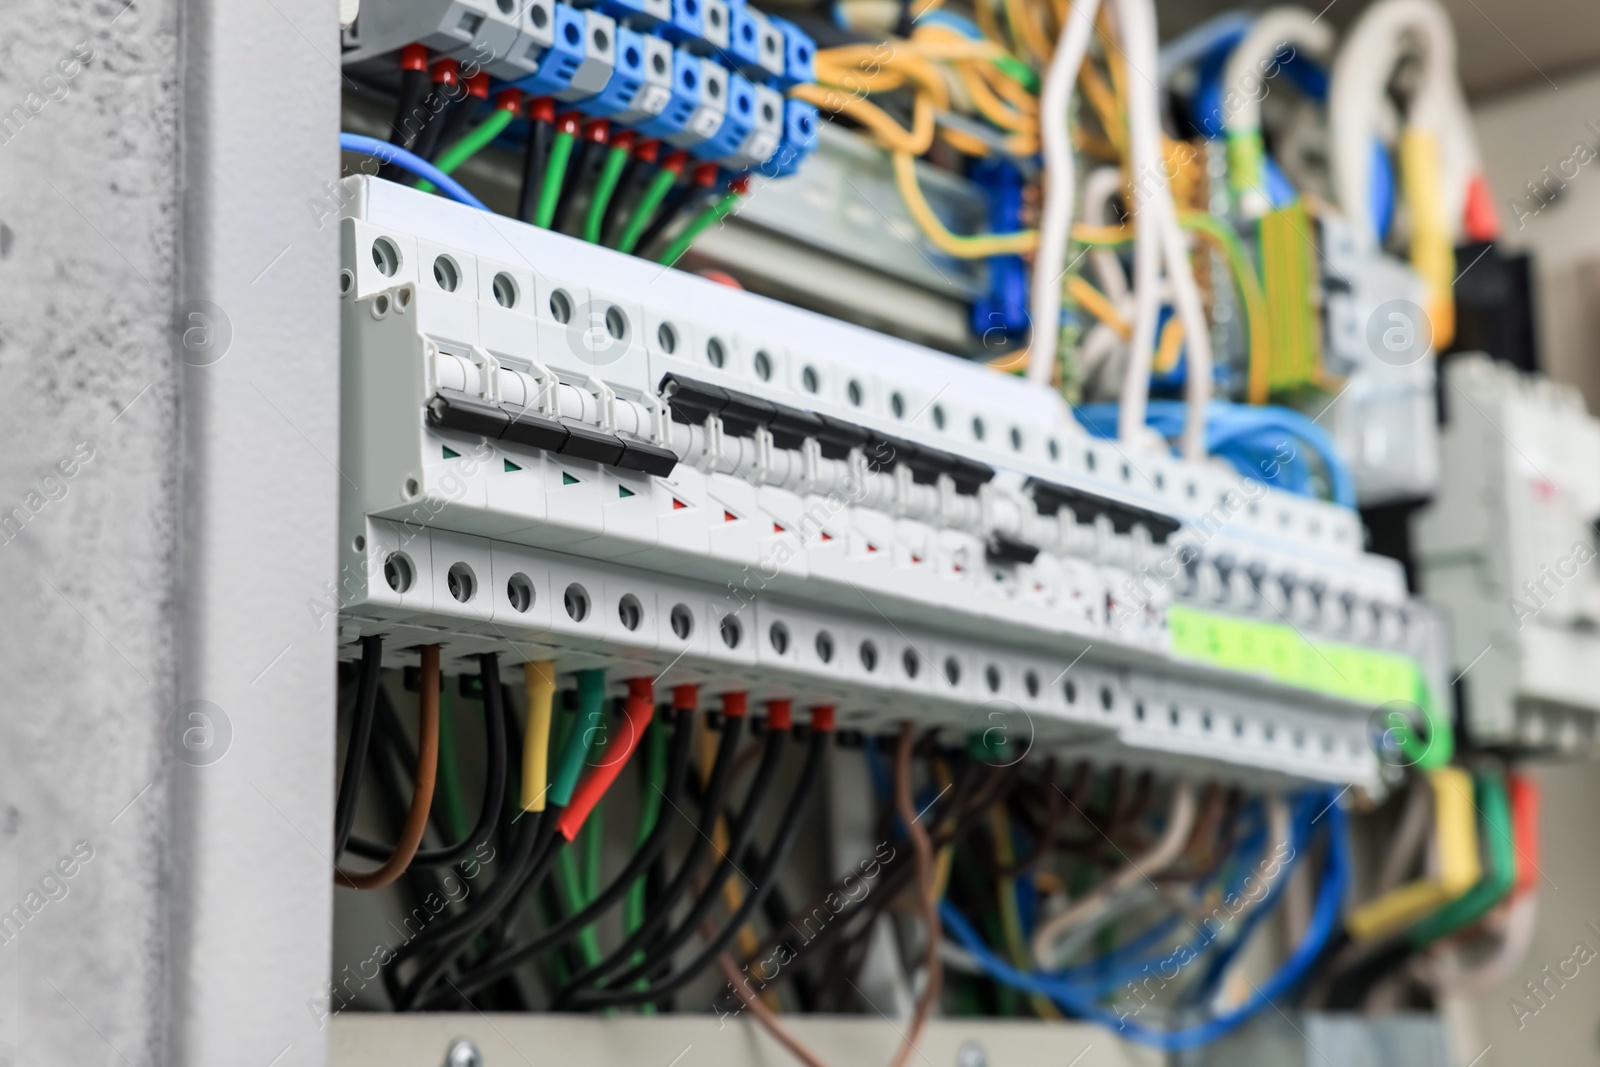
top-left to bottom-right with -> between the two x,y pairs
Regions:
1415,355 -> 1600,751
335,175 -> 1441,792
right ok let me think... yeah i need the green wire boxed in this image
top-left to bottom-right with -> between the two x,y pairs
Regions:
416,107 -> 516,194
535,129 -> 576,229
613,167 -> 678,254
435,682 -> 469,839
583,144 -> 631,244
623,721 -> 667,936
1410,769 -> 1514,944
991,53 -> 1039,93
550,669 -> 606,807
656,191 -> 743,266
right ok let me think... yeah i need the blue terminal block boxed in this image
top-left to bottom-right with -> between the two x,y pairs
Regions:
767,15 -> 814,90
727,5 -> 768,78
635,48 -> 702,139
770,98 -> 817,177
659,0 -> 703,46
969,156 -> 1028,340
692,71 -> 756,160
578,25 -> 647,116
514,3 -> 587,96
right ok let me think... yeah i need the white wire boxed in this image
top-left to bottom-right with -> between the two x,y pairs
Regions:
1115,0 -> 1214,461
1220,8 -> 1335,219
1024,0 -> 1104,388
1327,0 -> 1461,248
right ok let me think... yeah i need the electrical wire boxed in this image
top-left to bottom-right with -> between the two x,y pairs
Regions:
1032,781 -> 1197,967
332,635 -> 382,858
334,645 -> 440,890
339,133 -> 488,210
416,96 -> 518,194
344,652 -> 507,868
656,186 -> 745,265
418,700 -> 699,1008
535,119 -> 579,229
565,714 -> 831,1009
943,788 -> 1349,1051
1024,0 -> 1101,386
716,953 -> 833,1067
613,157 -> 682,254
581,703 -> 788,992
555,703 -> 749,1000
891,722 -> 942,1067
584,135 -> 633,244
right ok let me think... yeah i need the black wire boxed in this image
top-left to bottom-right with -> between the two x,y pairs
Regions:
568,727 -> 829,1009
409,81 -> 464,167
517,114 -> 554,224
332,635 -> 383,858
417,706 -> 698,1007
379,67 -> 431,181
393,810 -> 563,1010
636,179 -> 718,258
553,134 -> 608,235
554,715 -> 747,998
602,154 -> 663,246
344,653 -> 507,867
588,725 -> 791,992
430,93 -> 482,162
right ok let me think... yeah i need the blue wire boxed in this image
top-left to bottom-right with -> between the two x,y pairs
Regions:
339,132 -> 490,211
1074,401 -> 1357,508
940,789 -> 1349,1052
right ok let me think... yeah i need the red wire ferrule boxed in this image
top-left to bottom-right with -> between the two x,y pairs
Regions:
672,684 -> 699,710
661,148 -> 689,176
691,161 -> 719,187
466,71 -> 490,99
810,706 -> 837,732
529,96 -> 557,124
494,88 -> 522,112
729,174 -> 751,195
431,58 -> 460,86
583,118 -> 611,144
722,692 -> 748,719
1509,773 -> 1540,897
767,699 -> 793,731
401,44 -> 430,72
634,137 -> 662,164
556,110 -> 583,136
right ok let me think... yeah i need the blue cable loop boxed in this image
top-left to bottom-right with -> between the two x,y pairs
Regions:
339,132 -> 490,211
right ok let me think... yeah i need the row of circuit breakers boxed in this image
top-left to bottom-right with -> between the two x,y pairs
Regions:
336,176 -> 1444,792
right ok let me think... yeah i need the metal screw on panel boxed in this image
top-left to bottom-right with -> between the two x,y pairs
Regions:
956,1040 -> 987,1067
443,1037 -> 483,1067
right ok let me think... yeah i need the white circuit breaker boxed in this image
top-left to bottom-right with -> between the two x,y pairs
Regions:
333,175 -> 1440,791
1415,355 -> 1600,751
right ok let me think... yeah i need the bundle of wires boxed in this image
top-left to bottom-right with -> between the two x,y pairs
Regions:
340,50 -> 757,267
940,787 -> 1350,1051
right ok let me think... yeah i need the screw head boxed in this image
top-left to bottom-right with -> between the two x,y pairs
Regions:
956,1040 -> 986,1067
444,1037 -> 483,1067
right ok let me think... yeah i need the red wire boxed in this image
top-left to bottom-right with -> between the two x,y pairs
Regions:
558,677 -> 654,841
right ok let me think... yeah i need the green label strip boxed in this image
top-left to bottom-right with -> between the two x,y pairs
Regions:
1167,605 -> 1421,706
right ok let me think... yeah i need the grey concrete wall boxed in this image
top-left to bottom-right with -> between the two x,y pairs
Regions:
0,0 -> 338,1065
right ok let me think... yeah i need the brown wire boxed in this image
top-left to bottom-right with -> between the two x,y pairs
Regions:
334,644 -> 440,890
716,953 -> 833,1067
889,721 -> 940,1067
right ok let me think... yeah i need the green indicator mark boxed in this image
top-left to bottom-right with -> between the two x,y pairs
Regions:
504,459 -> 522,473
618,486 -> 635,498
562,472 -> 579,486
442,446 -> 461,459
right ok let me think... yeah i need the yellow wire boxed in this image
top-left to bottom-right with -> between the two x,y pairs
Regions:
792,84 -> 937,155
1078,62 -> 1126,156
1003,0 -> 1054,64
892,151 -> 1038,257
521,661 -> 556,811
990,804 -> 1064,1020
1153,316 -> 1185,373
1068,274 -> 1131,339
